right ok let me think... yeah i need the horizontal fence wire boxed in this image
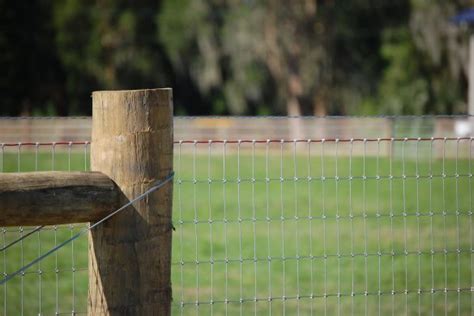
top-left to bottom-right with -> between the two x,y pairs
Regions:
0,136 -> 473,315
1,115 -> 473,119
1,136 -> 472,145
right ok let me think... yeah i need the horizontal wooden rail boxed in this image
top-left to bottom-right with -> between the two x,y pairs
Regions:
0,172 -> 120,226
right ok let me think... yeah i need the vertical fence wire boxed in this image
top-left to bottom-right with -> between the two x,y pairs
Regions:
470,138 -> 474,314
265,140 -> 272,314
207,141 -> 214,315
321,139 -> 327,315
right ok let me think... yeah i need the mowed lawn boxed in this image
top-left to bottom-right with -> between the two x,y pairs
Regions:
0,143 -> 473,315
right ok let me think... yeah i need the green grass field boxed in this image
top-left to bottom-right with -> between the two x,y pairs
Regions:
0,147 -> 472,315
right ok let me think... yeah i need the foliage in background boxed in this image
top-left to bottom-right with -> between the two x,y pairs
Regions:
377,0 -> 470,114
0,0 -> 472,116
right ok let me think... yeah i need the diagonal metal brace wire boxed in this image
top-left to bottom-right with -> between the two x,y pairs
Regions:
0,171 -> 175,285
0,225 -> 44,252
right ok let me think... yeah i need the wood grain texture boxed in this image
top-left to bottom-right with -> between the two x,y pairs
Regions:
89,88 -> 173,315
0,172 -> 119,226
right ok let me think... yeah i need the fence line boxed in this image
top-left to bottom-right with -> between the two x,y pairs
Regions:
172,137 -> 472,314
0,134 -> 473,314
1,116 -> 472,144
1,136 -> 473,159
0,141 -> 89,315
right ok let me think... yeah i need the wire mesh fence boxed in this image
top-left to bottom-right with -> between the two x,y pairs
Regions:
173,137 -> 473,315
0,123 -> 473,315
0,142 -> 90,315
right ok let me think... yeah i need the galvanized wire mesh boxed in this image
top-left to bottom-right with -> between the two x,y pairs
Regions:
172,137 -> 473,315
0,142 -> 90,315
0,120 -> 473,315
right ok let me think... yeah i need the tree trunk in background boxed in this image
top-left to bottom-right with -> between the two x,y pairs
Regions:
313,92 -> 327,117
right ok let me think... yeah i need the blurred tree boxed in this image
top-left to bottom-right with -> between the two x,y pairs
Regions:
0,0 -> 470,116
378,28 -> 430,114
158,0 -> 229,114
52,0 -> 98,115
158,0 -> 410,115
53,0 -> 172,114
0,0 -> 66,115
378,0 -> 471,114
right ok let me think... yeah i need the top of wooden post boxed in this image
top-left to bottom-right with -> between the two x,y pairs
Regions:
92,87 -> 172,94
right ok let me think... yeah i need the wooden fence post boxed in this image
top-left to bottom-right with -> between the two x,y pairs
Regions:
89,89 -> 173,315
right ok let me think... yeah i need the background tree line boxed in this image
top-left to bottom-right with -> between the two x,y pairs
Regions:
0,0 -> 472,116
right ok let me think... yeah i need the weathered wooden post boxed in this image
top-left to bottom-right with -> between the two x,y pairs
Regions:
0,88 -> 173,315
89,89 -> 173,315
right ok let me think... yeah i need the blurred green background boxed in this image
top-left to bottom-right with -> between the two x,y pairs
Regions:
1,0 -> 473,117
